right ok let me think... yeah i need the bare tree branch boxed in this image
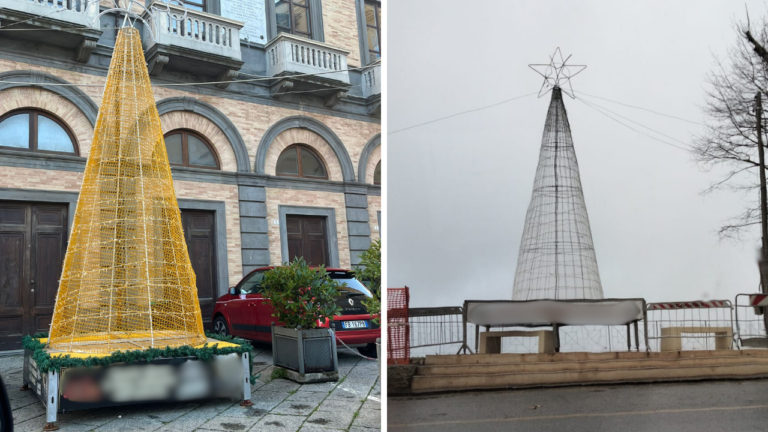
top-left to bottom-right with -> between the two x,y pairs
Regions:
694,17 -> 768,239
745,29 -> 768,64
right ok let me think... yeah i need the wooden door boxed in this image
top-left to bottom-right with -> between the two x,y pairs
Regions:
0,202 -> 67,350
286,215 -> 328,266
181,210 -> 217,330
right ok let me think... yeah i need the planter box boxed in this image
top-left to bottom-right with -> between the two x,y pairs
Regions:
272,325 -> 339,383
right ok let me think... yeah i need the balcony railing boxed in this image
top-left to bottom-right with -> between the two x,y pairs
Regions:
0,0 -> 99,27
144,0 -> 243,62
362,59 -> 381,98
0,0 -> 101,61
266,33 -> 350,84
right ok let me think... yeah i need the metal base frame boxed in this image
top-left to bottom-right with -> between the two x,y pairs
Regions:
460,299 -> 650,354
21,347 -> 251,427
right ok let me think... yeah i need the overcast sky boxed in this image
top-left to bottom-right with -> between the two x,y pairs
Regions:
387,1 -> 768,308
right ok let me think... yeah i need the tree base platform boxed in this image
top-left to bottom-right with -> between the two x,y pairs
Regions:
22,337 -> 252,429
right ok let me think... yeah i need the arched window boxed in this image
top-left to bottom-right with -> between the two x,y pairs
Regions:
276,144 -> 328,179
373,160 -> 381,185
0,109 -> 78,155
164,130 -> 220,169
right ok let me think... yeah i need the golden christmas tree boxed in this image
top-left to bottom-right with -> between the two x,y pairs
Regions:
48,27 -> 207,353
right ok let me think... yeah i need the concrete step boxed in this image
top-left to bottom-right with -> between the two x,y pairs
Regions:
412,361 -> 768,392
741,338 -> 768,348
417,353 -> 768,376
423,349 -> 768,366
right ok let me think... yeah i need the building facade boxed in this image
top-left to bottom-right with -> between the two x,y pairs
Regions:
0,0 -> 382,348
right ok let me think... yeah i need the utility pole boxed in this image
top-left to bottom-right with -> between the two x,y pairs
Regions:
743,26 -> 768,336
755,93 -> 768,337
756,92 -> 768,283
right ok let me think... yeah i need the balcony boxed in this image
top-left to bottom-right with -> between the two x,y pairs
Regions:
142,0 -> 244,89
0,0 -> 102,62
265,33 -> 351,107
361,59 -> 381,116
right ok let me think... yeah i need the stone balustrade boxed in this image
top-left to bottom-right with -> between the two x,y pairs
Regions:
266,33 -> 350,84
0,0 -> 102,61
362,59 -> 381,98
144,0 -> 243,63
0,0 -> 99,27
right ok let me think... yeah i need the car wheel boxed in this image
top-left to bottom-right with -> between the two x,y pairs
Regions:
213,316 -> 229,336
358,343 -> 378,359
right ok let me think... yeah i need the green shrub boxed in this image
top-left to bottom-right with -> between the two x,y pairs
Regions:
262,257 -> 343,329
356,240 -> 381,324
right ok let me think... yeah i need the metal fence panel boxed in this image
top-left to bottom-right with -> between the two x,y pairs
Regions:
646,301 -> 734,352
407,307 -> 469,356
407,306 -> 645,355
735,294 -> 768,349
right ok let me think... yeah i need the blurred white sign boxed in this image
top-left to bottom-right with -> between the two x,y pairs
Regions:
221,0 -> 267,43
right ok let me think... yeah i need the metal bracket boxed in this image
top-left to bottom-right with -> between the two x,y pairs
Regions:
239,351 -> 251,406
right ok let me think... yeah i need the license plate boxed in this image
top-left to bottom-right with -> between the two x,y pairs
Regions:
342,320 -> 368,329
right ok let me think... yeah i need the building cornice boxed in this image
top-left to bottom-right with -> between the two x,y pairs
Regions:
0,150 -> 381,195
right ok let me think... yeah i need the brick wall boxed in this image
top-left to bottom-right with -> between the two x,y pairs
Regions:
0,60 -> 381,180
365,144 -> 381,184
0,167 -> 244,283
174,181 -> 243,283
368,195 -> 381,241
322,0 -> 362,67
0,51 -> 379,283
0,167 -> 83,192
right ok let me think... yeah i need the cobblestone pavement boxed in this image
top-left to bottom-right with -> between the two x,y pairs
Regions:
2,343 -> 381,432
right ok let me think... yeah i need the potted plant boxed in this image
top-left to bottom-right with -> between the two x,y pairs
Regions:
262,257 -> 343,383
356,240 -> 382,367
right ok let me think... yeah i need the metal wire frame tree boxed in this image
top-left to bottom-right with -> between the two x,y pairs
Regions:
47,27 -> 207,354
512,50 -> 603,300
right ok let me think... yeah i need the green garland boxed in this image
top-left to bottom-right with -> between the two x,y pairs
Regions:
22,332 -> 258,382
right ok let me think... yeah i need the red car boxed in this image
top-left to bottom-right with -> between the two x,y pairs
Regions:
212,267 -> 380,357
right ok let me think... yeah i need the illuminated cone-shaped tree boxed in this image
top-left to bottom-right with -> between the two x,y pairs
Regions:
48,27 -> 207,353
512,87 -> 604,300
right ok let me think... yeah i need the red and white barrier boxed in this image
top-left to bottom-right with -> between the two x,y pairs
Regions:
748,294 -> 768,307
647,300 -> 730,310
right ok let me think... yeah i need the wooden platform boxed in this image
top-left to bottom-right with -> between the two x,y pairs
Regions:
402,350 -> 768,394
